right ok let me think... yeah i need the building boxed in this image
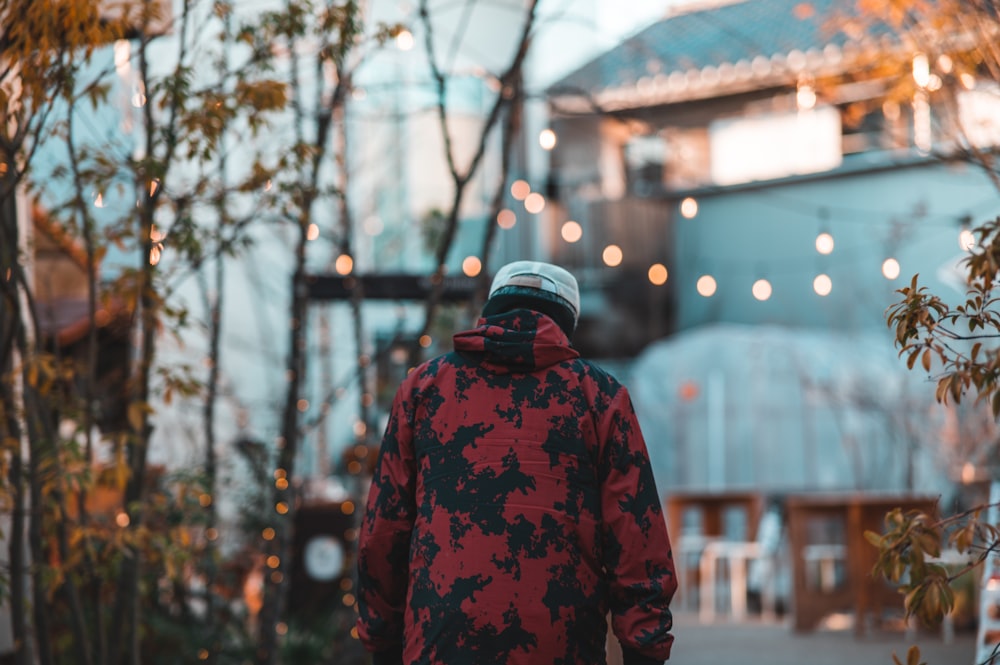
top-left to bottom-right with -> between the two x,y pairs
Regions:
539,0 -> 1000,494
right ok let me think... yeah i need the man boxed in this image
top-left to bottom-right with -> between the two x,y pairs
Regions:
356,260 -> 676,665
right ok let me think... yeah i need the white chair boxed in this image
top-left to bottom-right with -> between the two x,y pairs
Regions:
698,540 -> 762,623
676,533 -> 715,611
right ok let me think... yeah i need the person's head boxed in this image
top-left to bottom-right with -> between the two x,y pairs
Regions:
482,260 -> 580,338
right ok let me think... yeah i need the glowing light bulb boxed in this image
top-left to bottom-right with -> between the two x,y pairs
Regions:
648,264 -> 668,285
395,30 -> 414,51
959,229 -> 976,251
680,197 -> 698,219
603,244 -> 623,267
462,256 -> 482,277
696,275 -> 717,297
510,180 -> 530,201
497,209 -> 516,229
752,279 -> 772,301
539,129 -> 557,150
524,192 -> 546,214
882,257 -> 900,280
815,232 -> 834,255
813,274 -> 832,296
561,221 -> 582,243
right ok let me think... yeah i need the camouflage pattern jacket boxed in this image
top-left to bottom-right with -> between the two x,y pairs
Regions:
356,310 -> 677,665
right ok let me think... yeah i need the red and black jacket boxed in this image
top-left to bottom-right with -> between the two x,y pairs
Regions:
356,309 -> 677,665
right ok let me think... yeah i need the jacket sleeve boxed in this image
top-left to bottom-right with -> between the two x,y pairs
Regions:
597,385 -> 677,664
356,385 -> 417,662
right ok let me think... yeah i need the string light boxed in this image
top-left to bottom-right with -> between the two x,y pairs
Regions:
602,245 -> 623,267
813,274 -> 832,296
912,53 -> 930,88
882,257 -> 901,280
462,256 -> 482,277
307,223 -> 320,241
335,254 -> 353,275
959,228 -> 976,250
497,209 -> 516,229
680,197 -> 698,219
815,232 -> 834,254
796,80 -> 817,111
510,180 -> 530,201
539,129 -> 557,150
751,279 -> 772,301
524,192 -> 545,214
395,29 -> 414,51
561,221 -> 582,243
696,275 -> 717,297
648,263 -> 668,285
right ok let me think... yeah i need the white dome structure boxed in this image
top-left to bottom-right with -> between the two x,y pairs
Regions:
629,323 -> 954,496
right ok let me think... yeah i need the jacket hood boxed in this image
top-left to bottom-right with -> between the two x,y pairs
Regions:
452,309 -> 579,374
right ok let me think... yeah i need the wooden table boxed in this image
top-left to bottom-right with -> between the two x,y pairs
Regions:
665,490 -> 765,542
785,492 -> 940,634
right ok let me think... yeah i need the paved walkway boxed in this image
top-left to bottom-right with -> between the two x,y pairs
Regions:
663,611 -> 977,665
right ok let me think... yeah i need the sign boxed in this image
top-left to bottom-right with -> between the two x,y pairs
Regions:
306,273 -> 481,302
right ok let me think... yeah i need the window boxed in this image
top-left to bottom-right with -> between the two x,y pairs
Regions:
709,106 -> 842,185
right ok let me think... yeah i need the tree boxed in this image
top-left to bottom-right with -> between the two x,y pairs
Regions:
842,0 -> 1000,657
1,1 -> 290,663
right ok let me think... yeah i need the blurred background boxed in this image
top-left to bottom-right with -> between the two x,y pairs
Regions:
3,0 -> 999,663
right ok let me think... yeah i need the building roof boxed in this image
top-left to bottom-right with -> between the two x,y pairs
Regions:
549,0 -> 897,111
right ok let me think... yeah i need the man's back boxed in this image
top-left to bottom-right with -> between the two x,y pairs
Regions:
357,308 -> 676,665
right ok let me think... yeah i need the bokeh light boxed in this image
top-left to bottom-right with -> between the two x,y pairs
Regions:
561,220 -> 582,243
510,180 -> 531,201
813,273 -> 832,296
882,257 -> 901,280
524,192 -> 546,214
462,256 -> 482,277
497,209 -> 517,229
680,197 -> 699,219
395,29 -> 414,51
815,232 -> 834,254
539,129 -> 557,150
696,275 -> 717,297
648,263 -> 668,285
752,279 -> 772,301
602,245 -> 623,267
959,229 -> 976,251
335,254 -> 353,275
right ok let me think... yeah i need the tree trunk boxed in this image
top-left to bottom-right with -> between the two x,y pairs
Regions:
256,228 -> 309,665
